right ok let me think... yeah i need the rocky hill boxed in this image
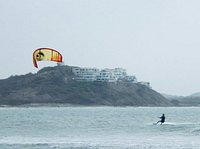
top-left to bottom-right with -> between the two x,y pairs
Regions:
162,93 -> 200,106
0,65 -> 172,106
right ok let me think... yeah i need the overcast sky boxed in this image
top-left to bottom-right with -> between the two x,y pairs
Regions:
0,0 -> 200,96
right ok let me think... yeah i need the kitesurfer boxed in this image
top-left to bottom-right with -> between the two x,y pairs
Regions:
156,113 -> 165,125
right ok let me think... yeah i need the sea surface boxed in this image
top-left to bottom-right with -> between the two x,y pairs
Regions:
0,106 -> 200,149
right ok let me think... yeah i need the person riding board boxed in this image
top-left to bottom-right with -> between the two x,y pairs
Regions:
156,114 -> 165,125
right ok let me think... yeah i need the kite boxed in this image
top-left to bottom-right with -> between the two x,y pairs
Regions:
33,48 -> 62,68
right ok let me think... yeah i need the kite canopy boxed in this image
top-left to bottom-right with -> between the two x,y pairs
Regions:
33,48 -> 62,68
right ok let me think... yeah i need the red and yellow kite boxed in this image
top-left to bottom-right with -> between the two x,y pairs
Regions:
33,48 -> 62,68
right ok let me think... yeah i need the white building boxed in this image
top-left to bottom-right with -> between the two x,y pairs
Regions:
125,75 -> 137,83
72,67 -> 99,81
96,69 -> 117,82
138,82 -> 151,88
71,66 -> 138,83
113,68 -> 127,80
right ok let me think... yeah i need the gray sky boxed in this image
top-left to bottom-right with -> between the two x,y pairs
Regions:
0,0 -> 200,96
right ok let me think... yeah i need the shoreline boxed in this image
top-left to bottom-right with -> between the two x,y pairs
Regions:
0,103 -> 199,108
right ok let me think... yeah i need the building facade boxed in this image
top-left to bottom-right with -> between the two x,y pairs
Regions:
72,67 -> 137,83
72,67 -> 99,81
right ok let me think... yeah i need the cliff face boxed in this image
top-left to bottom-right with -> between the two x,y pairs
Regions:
0,65 -> 172,106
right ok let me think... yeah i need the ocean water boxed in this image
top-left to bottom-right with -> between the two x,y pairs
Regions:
0,107 -> 200,149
